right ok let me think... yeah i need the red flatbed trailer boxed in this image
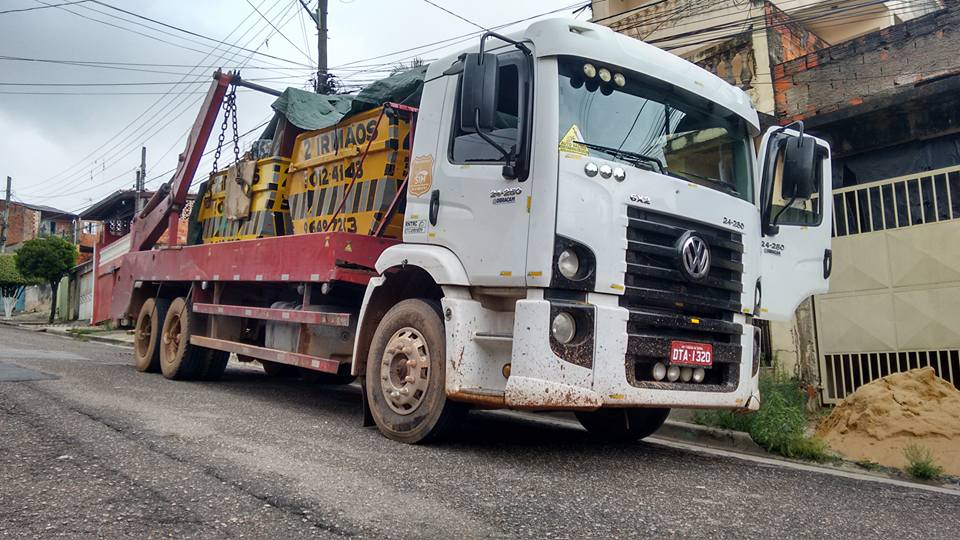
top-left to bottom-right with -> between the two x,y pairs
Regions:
106,232 -> 397,322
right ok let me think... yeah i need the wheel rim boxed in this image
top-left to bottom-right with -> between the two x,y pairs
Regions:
379,327 -> 431,415
135,310 -> 152,359
162,307 -> 183,365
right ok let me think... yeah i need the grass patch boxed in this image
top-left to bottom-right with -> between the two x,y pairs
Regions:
854,459 -> 882,471
693,374 -> 836,463
66,327 -> 108,336
903,444 -> 943,480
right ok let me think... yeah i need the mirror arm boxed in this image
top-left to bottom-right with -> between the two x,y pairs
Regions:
473,108 -> 511,159
480,31 -> 532,56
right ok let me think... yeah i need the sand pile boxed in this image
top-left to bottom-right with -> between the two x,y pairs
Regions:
817,367 -> 960,476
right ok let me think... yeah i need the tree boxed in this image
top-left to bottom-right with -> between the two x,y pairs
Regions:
0,253 -> 34,319
15,236 -> 77,323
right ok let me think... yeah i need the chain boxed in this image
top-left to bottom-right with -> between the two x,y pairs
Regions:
230,88 -> 241,184
211,87 -> 234,175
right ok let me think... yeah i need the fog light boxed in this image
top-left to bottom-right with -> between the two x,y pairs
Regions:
667,365 -> 680,382
680,367 -> 693,382
557,249 -> 580,279
551,312 -> 576,344
613,72 -> 626,87
502,363 -> 511,378
652,362 -> 667,381
583,63 -> 597,79
693,368 -> 706,383
598,68 -> 611,83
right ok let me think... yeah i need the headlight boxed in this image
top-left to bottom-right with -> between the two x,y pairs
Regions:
598,68 -> 612,83
613,72 -> 626,87
551,312 -> 577,344
557,249 -> 580,279
583,63 -> 597,79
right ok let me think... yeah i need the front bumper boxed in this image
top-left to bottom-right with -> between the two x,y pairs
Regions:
503,298 -> 759,411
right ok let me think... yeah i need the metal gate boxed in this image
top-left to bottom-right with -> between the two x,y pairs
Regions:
815,165 -> 960,403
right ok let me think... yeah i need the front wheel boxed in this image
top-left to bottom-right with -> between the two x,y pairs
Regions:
365,299 -> 464,444
575,408 -> 670,442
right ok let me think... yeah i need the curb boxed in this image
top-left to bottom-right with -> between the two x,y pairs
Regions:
40,326 -> 134,348
655,420 -> 766,455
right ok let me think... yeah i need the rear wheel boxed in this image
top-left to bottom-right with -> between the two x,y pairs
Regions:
575,408 -> 670,442
159,297 -> 225,380
365,299 -> 463,444
133,297 -> 169,373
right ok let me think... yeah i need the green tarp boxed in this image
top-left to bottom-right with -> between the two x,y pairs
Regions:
270,65 -> 427,131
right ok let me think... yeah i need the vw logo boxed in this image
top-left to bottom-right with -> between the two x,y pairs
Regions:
678,232 -> 711,280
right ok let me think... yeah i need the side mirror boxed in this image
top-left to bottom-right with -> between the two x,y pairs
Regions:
459,53 -> 499,133
780,135 -> 817,200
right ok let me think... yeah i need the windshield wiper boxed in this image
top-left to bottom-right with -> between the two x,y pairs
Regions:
667,169 -> 740,196
576,141 -> 665,173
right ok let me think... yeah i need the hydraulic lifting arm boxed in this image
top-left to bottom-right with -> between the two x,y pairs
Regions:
128,71 -> 283,252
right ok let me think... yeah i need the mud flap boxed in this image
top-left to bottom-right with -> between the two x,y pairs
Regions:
360,381 -> 375,427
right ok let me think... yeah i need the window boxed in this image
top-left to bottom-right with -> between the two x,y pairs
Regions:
558,56 -> 755,203
449,53 -> 525,164
769,145 -> 825,227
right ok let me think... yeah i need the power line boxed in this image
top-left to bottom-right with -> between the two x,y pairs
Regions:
0,0 -> 90,15
86,0 -> 312,68
420,0 -> 489,32
244,0 -> 315,63
21,0 -> 290,198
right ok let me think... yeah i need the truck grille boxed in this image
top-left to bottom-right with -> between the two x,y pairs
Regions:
622,207 -> 744,392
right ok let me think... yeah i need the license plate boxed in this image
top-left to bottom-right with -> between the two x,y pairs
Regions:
669,341 -> 713,367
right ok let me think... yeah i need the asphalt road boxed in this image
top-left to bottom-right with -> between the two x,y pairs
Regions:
1,325 -> 958,539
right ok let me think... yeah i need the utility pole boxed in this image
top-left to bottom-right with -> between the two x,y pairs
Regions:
299,0 -> 329,93
0,176 -> 10,253
137,146 -> 146,213
318,0 -> 328,93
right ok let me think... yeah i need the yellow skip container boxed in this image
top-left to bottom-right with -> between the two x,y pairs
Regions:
287,106 -> 411,239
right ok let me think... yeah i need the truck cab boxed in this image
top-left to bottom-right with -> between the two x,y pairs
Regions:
361,19 -> 831,441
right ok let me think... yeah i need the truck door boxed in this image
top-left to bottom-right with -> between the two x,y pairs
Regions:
429,51 -> 533,287
756,127 -> 833,320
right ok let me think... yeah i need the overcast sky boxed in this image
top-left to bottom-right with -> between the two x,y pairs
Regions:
0,0 -> 587,214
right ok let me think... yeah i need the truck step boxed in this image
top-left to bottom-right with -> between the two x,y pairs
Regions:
190,336 -> 341,373
192,303 -> 349,327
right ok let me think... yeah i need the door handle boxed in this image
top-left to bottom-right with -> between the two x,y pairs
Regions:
429,190 -> 440,226
823,248 -> 833,279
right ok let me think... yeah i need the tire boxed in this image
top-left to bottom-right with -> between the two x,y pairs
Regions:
575,408 -> 671,442
133,297 -> 169,373
261,360 -> 299,377
196,349 -> 229,381
365,299 -> 464,444
159,297 -> 223,381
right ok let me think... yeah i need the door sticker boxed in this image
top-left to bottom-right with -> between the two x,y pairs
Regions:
490,187 -> 522,205
408,155 -> 434,197
559,125 -> 588,157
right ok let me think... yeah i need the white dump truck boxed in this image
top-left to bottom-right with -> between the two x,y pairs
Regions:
112,18 -> 832,443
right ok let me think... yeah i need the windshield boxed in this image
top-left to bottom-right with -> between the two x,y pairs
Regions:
558,56 -> 755,203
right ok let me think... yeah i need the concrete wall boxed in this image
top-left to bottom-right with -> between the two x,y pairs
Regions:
773,6 -> 960,120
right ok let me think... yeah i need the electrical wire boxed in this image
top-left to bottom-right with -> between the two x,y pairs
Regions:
21,0 -> 291,199
0,0 -> 90,15
420,0 -> 489,32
